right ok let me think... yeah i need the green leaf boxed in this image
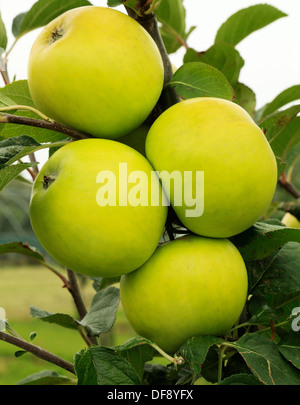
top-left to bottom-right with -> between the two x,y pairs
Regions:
74,346 -> 141,385
218,373 -> 262,385
285,142 -> 300,181
269,117 -> 300,160
15,350 -> 27,357
233,82 -> 256,117
259,105 -> 300,146
233,220 -> 300,261
12,13 -> 26,38
0,242 -> 65,277
167,62 -> 235,101
178,335 -> 223,374
0,135 -> 69,165
107,0 -> 123,6
17,370 -> 76,385
184,43 -> 244,85
0,80 -> 36,108
253,242 -> 300,296
80,286 -> 120,336
0,135 -> 40,164
230,333 -> 300,385
0,241 -> 43,261
113,337 -> 156,379
30,306 -> 79,330
0,80 -> 66,143
247,295 -> 285,326
29,331 -> 37,341
0,162 -> 37,192
257,85 -> 300,121
31,287 -> 120,336
215,4 -> 287,47
0,12 -> 8,50
91,276 -> 121,292
155,0 -> 195,54
13,0 -> 92,38
113,336 -> 154,351
278,333 -> 300,369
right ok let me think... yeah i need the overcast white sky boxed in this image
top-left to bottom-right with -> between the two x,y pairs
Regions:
0,0 -> 299,172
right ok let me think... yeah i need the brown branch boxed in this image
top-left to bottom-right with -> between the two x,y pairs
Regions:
0,63 -> 10,85
28,152 -> 39,175
67,269 -> 98,346
278,173 -> 300,199
67,269 -> 88,320
0,113 -> 92,140
0,331 -> 75,375
124,6 -> 181,115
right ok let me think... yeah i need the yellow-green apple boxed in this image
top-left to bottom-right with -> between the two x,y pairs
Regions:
118,123 -> 150,157
281,212 -> 300,228
120,235 -> 248,353
146,97 -> 278,238
29,139 -> 167,278
27,6 -> 164,139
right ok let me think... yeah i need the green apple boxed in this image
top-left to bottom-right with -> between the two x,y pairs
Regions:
29,139 -> 167,278
118,123 -> 150,157
27,6 -> 164,139
120,235 -> 248,353
281,212 -> 300,228
146,97 -> 278,238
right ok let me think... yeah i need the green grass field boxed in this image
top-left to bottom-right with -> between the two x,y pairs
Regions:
0,264 -> 137,385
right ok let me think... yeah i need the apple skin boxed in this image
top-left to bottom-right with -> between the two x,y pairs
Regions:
281,212 -> 300,228
27,6 -> 164,139
29,139 -> 167,278
145,97 -> 278,238
120,235 -> 248,354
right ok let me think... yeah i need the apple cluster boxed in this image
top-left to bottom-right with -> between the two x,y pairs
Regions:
28,6 -> 278,353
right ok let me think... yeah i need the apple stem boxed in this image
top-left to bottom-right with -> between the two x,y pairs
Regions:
0,105 -> 53,121
217,345 -> 228,383
149,342 -> 184,366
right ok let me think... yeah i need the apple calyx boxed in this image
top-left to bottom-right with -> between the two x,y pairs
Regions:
49,27 -> 64,44
42,175 -> 56,189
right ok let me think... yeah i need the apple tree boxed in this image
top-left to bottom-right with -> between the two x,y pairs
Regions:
0,0 -> 300,386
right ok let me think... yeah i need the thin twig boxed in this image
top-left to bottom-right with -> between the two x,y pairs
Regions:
0,113 -> 92,140
28,152 -> 39,175
278,173 -> 300,199
67,269 -> 88,320
67,269 -> 98,346
0,331 -> 75,374
124,5 -> 181,114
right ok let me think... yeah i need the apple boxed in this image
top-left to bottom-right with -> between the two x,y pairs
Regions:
118,123 -> 150,157
120,235 -> 248,353
281,212 -> 300,228
29,139 -> 167,278
27,6 -> 164,139
146,97 -> 278,238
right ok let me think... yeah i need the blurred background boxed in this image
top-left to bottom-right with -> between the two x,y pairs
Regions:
0,0 -> 299,384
